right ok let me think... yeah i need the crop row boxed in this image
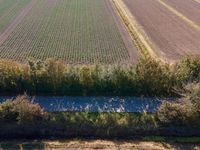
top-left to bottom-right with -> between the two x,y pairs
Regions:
0,0 -> 131,64
0,0 -> 30,32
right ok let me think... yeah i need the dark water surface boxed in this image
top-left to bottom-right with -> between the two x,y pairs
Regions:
0,96 -> 170,112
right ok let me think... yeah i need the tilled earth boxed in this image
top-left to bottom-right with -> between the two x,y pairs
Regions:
123,0 -> 200,61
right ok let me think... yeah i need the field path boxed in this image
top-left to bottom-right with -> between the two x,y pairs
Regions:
113,0 -> 162,62
1,140 -> 200,150
0,0 -> 36,46
107,0 -> 139,63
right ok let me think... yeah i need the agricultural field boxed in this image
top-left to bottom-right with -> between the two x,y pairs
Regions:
163,0 -> 200,25
0,0 -> 31,33
0,0 -> 138,64
1,0 -> 200,64
122,0 -> 200,61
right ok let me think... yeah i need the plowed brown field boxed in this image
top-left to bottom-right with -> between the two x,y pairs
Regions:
123,0 -> 200,61
163,0 -> 200,26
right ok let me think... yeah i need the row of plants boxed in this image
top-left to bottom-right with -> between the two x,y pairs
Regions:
0,0 -> 130,64
0,57 -> 199,96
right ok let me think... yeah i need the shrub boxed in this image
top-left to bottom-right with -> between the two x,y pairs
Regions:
0,57 -> 199,96
183,83 -> 200,112
135,58 -> 174,96
156,101 -> 196,126
0,60 -> 22,92
0,95 -> 48,124
156,83 -> 200,127
175,57 -> 200,83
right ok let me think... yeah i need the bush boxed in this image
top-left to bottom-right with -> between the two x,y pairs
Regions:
0,60 -> 22,92
175,57 -> 200,83
156,101 -> 196,126
183,83 -> 200,112
135,58 -> 174,96
156,83 -> 200,127
0,57 -> 199,96
0,95 -> 48,124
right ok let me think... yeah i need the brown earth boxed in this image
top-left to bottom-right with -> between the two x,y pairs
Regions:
0,0 -> 36,46
163,0 -> 200,26
194,0 -> 200,4
1,140 -> 200,150
106,0 -> 139,64
123,0 -> 200,61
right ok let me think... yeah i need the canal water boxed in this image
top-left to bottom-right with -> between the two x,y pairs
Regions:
0,96 -> 171,112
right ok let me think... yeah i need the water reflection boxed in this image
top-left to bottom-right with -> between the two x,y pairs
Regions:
0,96 -> 166,112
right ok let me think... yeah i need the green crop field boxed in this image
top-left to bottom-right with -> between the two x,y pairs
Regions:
0,0 -> 137,64
0,0 -> 30,32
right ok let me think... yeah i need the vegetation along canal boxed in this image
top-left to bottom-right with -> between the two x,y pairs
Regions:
0,96 -> 171,112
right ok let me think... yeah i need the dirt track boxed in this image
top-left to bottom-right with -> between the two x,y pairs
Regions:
106,0 -> 139,63
123,0 -> 200,61
1,140 -> 200,150
163,0 -> 200,26
42,140 -> 200,150
0,0 -> 36,46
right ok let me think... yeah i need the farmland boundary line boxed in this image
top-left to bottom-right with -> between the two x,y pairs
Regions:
0,0 -> 36,46
193,0 -> 200,4
157,0 -> 200,32
112,0 -> 169,63
107,0 -> 139,63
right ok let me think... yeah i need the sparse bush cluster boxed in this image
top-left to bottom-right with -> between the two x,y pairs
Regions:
0,95 -> 47,124
156,83 -> 200,127
0,57 -> 199,96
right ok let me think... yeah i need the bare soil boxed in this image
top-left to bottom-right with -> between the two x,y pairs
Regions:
123,0 -> 200,61
1,140 -> 200,150
0,0 -> 36,46
163,0 -> 200,26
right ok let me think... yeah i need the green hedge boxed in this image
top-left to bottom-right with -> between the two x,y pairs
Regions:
0,57 -> 199,96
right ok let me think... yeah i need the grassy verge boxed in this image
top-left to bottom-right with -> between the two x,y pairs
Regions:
0,111 -> 200,139
112,0 -> 161,62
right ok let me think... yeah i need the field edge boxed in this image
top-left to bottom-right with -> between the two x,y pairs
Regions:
112,0 -> 172,64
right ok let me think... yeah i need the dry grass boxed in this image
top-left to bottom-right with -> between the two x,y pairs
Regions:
1,139 -> 200,150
